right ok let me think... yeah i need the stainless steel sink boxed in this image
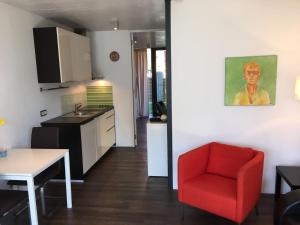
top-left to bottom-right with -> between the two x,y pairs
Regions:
62,111 -> 99,118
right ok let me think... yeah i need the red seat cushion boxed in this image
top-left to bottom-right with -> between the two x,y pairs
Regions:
182,174 -> 237,221
206,142 -> 254,179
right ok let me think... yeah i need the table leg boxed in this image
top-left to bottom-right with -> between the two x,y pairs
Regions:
27,177 -> 39,225
64,151 -> 72,208
275,172 -> 281,201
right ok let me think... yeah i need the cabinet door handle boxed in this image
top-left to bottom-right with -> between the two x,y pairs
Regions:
106,126 -> 115,132
106,114 -> 114,119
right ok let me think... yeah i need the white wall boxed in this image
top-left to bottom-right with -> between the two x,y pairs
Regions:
171,0 -> 300,193
0,2 -> 86,148
90,31 -> 135,147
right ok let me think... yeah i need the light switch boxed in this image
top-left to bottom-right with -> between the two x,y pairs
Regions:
40,110 -> 47,117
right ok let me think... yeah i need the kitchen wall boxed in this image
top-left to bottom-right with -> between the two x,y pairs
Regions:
171,0 -> 300,193
61,92 -> 87,114
89,31 -> 135,147
0,2 -> 86,148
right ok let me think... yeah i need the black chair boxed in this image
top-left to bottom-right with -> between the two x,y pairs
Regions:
274,189 -> 300,225
30,127 -> 62,188
9,127 -> 62,216
0,190 -> 27,223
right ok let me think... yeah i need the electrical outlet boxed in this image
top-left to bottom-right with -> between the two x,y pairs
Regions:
40,110 -> 47,117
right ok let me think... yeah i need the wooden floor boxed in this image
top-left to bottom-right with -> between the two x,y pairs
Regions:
11,118 -> 274,225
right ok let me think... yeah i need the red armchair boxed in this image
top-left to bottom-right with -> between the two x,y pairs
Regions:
178,142 -> 264,224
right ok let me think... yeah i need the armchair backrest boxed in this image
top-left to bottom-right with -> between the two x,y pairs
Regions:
206,142 -> 255,179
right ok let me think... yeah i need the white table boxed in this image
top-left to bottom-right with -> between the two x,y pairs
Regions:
0,149 -> 72,225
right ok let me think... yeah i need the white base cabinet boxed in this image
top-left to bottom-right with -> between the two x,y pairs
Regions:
80,119 -> 97,174
96,109 -> 116,160
80,109 -> 116,174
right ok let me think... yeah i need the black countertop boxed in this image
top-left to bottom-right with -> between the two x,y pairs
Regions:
41,105 -> 114,126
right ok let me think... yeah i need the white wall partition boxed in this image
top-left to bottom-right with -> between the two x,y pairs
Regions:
171,0 -> 300,193
90,31 -> 135,147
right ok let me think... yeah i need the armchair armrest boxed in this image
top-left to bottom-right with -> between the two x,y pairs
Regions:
236,151 -> 264,223
178,143 -> 210,201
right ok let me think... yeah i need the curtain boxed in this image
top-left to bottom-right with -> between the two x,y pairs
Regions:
134,49 -> 148,117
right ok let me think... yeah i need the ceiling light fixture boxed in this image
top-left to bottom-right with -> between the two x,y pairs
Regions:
112,18 -> 119,31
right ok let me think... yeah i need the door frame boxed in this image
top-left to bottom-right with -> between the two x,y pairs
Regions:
165,0 -> 173,189
130,0 -> 173,189
130,33 -> 138,146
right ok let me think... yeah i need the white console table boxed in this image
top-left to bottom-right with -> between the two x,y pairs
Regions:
146,121 -> 168,177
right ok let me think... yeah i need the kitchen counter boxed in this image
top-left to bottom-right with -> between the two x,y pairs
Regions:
41,105 -> 114,126
41,105 -> 115,180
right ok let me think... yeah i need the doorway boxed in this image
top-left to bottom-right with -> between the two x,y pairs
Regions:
131,32 -> 167,121
131,31 -> 168,178
132,47 -> 167,150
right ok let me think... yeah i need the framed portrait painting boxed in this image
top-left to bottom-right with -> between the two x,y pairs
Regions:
225,55 -> 277,106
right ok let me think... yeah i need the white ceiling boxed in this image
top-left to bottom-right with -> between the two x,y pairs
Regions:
1,0 -> 165,31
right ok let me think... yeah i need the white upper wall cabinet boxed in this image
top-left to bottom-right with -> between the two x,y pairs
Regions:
33,27 -> 92,83
70,33 -> 92,82
57,28 -> 73,83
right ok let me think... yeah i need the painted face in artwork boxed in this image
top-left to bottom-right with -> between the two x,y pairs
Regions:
243,62 -> 261,85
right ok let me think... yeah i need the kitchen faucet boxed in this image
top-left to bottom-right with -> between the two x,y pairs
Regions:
74,103 -> 82,114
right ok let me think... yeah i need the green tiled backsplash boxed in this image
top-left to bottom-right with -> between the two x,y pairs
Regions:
87,86 -> 113,107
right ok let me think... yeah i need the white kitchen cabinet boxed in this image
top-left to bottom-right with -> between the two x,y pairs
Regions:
70,33 -> 92,82
96,117 -> 104,160
56,28 -> 73,83
80,119 -> 97,174
33,27 -> 92,83
96,109 -> 116,160
80,109 -> 115,173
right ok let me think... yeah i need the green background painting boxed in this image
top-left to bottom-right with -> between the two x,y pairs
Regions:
225,55 -> 277,105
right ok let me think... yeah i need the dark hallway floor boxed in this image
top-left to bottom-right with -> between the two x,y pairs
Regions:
10,119 -> 274,225
136,117 -> 148,151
